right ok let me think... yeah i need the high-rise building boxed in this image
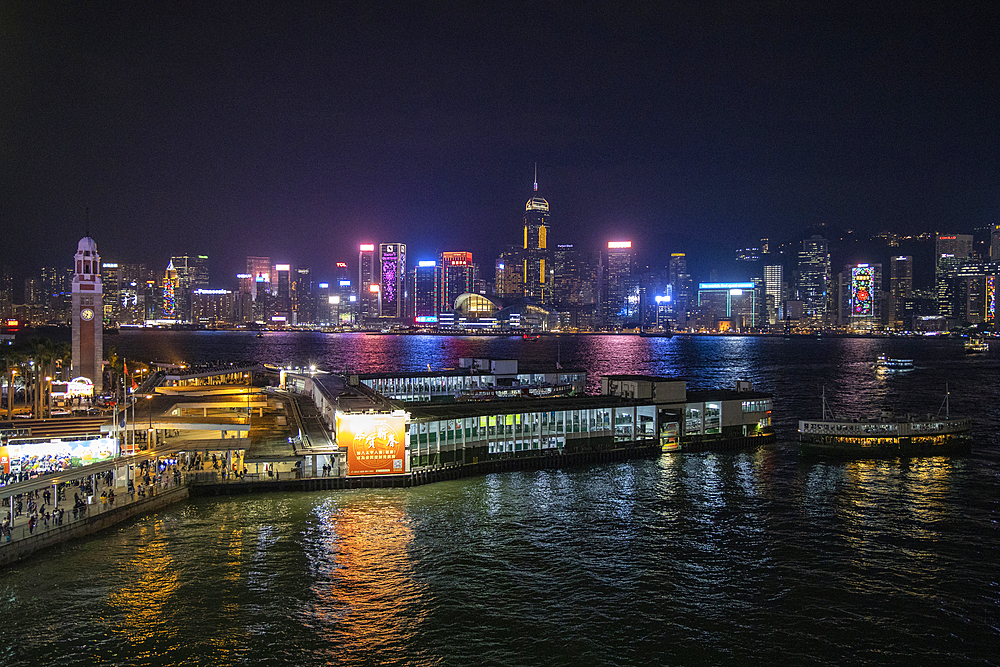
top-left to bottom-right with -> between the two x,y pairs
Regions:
495,246 -> 524,299
359,244 -> 376,323
439,251 -> 473,314
413,260 -> 439,323
379,243 -> 406,320
797,235 -> 831,323
246,256 -> 271,301
763,264 -> 784,325
601,241 -> 637,329
668,253 -> 691,323
848,263 -> 882,331
71,236 -> 103,391
935,234 -> 973,318
293,267 -> 313,324
162,261 -> 178,319
991,225 -> 1000,261
889,256 -> 913,329
100,263 -> 121,325
170,254 -> 209,321
272,263 -> 292,321
522,168 -> 552,303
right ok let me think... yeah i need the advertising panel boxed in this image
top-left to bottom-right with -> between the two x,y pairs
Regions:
852,266 -> 874,316
338,413 -> 407,476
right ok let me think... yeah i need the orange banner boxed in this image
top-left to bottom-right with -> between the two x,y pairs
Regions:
338,414 -> 407,476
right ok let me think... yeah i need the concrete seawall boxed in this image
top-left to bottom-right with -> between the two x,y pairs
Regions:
0,486 -> 190,568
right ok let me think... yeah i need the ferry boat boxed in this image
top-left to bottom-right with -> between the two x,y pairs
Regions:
799,387 -> 972,457
965,337 -> 988,353
873,354 -> 914,370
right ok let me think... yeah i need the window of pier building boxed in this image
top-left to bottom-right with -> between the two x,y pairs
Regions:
704,403 -> 722,434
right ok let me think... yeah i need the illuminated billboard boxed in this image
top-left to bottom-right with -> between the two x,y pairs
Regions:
987,276 -> 995,321
608,241 -> 632,249
852,265 -> 874,316
337,413 -> 407,476
359,244 -> 375,252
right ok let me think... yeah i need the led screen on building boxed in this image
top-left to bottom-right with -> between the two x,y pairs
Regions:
337,413 -> 407,476
987,275 -> 995,321
852,266 -> 874,316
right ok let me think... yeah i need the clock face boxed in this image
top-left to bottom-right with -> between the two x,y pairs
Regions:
81,308 -> 95,321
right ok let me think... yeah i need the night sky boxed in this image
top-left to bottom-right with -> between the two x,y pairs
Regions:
2,2 -> 998,287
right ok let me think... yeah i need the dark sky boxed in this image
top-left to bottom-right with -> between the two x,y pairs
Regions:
2,1 -> 998,287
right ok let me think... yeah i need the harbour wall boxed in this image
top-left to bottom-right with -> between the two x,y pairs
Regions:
0,486 -> 190,568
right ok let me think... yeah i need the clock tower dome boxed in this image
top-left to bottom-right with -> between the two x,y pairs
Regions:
71,236 -> 103,391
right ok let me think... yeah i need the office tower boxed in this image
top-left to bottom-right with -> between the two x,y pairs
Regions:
889,256 -> 913,329
71,236 -> 103,390
553,244 -> 584,307
797,235 -> 831,322
439,251 -> 473,314
100,262 -> 121,325
271,263 -> 292,321
522,168 -> 552,303
359,244 -> 376,323
379,243 -> 406,320
413,260 -> 439,323
293,267 -> 313,324
495,246 -> 524,299
668,253 -> 691,320
170,254 -> 209,321
848,263 -> 881,331
991,225 -> 1000,261
763,264 -> 783,325
935,234 -> 973,318
0,265 -> 12,317
602,241 -> 637,329
246,256 -> 271,301
162,261 -> 178,319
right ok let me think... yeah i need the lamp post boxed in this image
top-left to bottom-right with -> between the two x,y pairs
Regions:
147,394 -> 154,448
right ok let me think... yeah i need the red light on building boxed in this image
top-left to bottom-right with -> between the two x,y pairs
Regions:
369,284 -> 380,293
336,262 -> 347,268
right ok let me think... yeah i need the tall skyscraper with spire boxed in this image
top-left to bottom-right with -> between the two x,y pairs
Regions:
522,165 -> 552,304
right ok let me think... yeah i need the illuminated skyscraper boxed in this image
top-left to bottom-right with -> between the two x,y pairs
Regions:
170,254 -> 209,321
763,264 -> 783,325
246,256 -> 271,303
848,263 -> 881,331
601,241 -> 637,329
522,167 -> 552,303
413,260 -> 439,323
935,234 -> 973,318
379,243 -> 406,320
495,246 -> 523,299
889,256 -> 913,329
293,267 -> 313,324
359,244 -> 376,322
272,263 -> 292,321
71,236 -> 103,390
439,251 -> 473,314
162,261 -> 178,319
668,253 -> 691,321
797,235 -> 830,322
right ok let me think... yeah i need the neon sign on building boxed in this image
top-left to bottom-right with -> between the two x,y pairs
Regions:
852,265 -> 874,316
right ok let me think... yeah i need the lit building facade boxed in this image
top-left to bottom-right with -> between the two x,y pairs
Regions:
797,235 -> 830,323
601,241 -> 637,329
379,243 -> 406,320
763,264 -> 783,325
695,282 -> 759,332
848,263 -> 882,331
170,254 -> 209,321
439,251 -> 473,314
669,253 -> 691,324
889,255 -> 912,330
413,261 -> 439,324
359,244 -> 376,323
522,171 -> 552,304
495,247 -> 524,299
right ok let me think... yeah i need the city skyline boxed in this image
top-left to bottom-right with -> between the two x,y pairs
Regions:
3,4 -> 998,287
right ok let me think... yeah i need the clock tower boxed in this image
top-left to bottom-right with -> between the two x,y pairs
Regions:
72,236 -> 103,391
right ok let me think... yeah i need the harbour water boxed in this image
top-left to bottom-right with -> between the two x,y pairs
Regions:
1,333 -> 998,665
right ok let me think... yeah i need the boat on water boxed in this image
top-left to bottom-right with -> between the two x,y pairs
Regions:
873,354 -> 914,370
965,337 -> 988,353
639,328 -> 673,338
522,333 -> 541,340
799,387 -> 972,457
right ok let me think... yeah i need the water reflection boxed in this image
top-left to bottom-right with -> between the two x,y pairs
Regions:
302,493 -> 425,662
